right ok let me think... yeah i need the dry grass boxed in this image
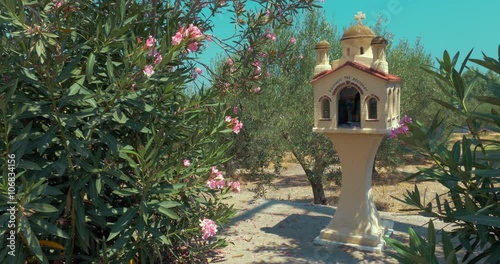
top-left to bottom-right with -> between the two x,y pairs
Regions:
233,133 -> 498,213
236,158 -> 447,213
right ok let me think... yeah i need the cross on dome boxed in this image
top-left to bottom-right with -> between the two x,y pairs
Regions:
354,11 -> 366,25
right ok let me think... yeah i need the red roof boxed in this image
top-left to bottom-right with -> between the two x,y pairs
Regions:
311,61 -> 402,83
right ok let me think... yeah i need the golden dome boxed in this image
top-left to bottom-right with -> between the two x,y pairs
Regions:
315,40 -> 331,49
341,24 -> 375,41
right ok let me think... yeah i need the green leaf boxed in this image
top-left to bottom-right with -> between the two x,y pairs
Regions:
456,214 -> 500,227
474,169 -> 500,178
474,95 -> 500,106
19,215 -> 48,263
10,121 -> 32,159
461,136 -> 472,171
35,125 -> 57,155
384,236 -> 422,263
427,221 -> 436,259
56,52 -> 81,82
146,225 -> 171,245
112,188 -> 139,197
441,231 -> 457,264
107,208 -> 137,241
156,201 -> 181,208
24,203 -> 58,213
106,55 -> 114,79
17,160 -> 42,170
30,218 -> 68,239
86,53 -> 96,83
157,206 -> 180,220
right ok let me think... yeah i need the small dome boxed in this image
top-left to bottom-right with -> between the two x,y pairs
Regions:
341,24 -> 375,41
371,36 -> 388,45
315,40 -> 331,49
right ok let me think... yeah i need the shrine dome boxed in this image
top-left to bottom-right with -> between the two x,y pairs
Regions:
341,24 -> 375,41
315,40 -> 331,49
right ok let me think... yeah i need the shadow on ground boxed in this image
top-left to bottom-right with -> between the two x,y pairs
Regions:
217,199 -> 451,263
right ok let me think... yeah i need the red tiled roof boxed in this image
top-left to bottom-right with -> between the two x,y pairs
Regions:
311,61 -> 402,83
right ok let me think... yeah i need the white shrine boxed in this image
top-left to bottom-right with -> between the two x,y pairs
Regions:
312,11 -> 401,252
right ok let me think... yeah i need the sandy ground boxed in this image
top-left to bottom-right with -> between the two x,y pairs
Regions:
214,164 -> 451,264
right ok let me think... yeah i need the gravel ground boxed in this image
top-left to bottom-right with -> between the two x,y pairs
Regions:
214,193 -> 448,264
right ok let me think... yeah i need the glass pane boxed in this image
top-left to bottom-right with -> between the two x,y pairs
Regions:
322,99 -> 330,118
368,98 -> 377,119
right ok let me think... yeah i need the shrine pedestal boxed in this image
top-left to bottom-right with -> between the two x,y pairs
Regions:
313,132 -> 393,253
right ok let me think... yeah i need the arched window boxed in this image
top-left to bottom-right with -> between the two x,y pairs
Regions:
388,89 -> 392,121
396,88 -> 400,119
368,98 -> 377,119
338,87 -> 360,127
360,47 -> 364,55
392,89 -> 396,119
321,98 -> 330,119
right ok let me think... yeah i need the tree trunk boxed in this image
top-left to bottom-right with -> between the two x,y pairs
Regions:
310,180 -> 327,205
286,146 -> 327,205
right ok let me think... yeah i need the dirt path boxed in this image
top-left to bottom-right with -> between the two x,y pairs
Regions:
214,164 -> 450,263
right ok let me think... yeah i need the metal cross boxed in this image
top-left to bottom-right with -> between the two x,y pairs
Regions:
354,11 -> 366,25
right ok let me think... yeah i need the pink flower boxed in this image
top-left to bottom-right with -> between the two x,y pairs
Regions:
259,51 -> 267,58
145,35 -> 156,48
397,125 -> 409,134
388,129 -> 398,139
290,37 -> 296,44
226,58 -> 233,65
248,46 -> 253,52
185,24 -> 203,40
266,72 -> 271,78
143,65 -> 154,77
193,67 -> 202,79
228,181 -> 241,193
53,0 -> 63,9
388,115 -> 412,140
188,42 -> 199,53
233,120 -> 243,134
172,32 -> 183,46
206,179 -> 225,189
200,218 -> 218,240
233,106 -> 239,114
211,166 -> 224,179
298,54 -> 303,59
225,116 -> 232,122
400,115 -> 413,125
211,166 -> 219,175
252,60 -> 261,67
183,159 -> 191,167
253,87 -> 261,93
154,51 -> 162,65
254,65 -> 262,75
195,67 -> 203,75
264,29 -> 276,41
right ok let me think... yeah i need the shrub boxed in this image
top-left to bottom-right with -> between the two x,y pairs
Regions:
0,0 -> 318,262
385,48 -> 500,263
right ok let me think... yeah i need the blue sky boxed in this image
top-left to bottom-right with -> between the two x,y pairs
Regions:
321,0 -> 500,62
195,0 -> 500,86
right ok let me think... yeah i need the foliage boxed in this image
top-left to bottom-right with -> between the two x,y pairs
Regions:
0,0 -> 319,263
216,10 -> 340,204
384,47 -> 500,263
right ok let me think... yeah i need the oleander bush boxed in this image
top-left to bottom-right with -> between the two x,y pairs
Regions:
385,48 -> 500,263
0,0 -> 319,263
